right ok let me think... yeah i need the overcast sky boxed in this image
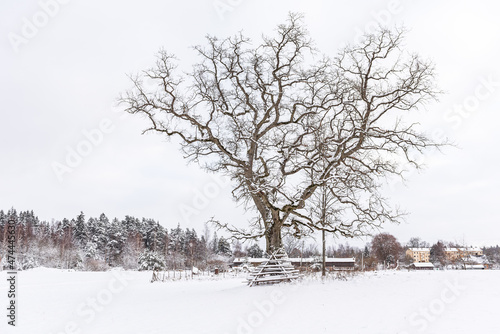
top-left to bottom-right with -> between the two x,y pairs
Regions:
1,0 -> 499,248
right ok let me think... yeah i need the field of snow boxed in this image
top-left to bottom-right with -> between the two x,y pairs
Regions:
1,268 -> 499,334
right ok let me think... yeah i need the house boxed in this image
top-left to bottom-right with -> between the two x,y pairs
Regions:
405,246 -> 485,264
323,257 -> 356,270
463,264 -> 485,270
445,247 -> 484,261
409,262 -> 434,270
406,248 -> 430,263
465,247 -> 484,256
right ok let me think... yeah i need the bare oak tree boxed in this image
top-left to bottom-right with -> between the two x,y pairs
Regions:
120,13 -> 441,253
371,233 -> 403,267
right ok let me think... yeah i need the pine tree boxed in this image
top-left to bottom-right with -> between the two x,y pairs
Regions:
169,224 -> 185,254
232,240 -> 246,258
86,217 -> 107,257
217,237 -> 231,256
0,210 -> 5,226
363,246 -> 370,258
211,232 -> 218,254
196,235 -> 208,264
246,244 -> 264,258
7,208 -> 18,220
106,218 -> 126,266
73,212 -> 86,246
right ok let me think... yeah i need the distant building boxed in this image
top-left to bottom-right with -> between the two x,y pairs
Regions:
406,246 -> 484,264
406,248 -> 430,263
445,247 -> 483,261
409,262 -> 434,270
462,264 -> 485,270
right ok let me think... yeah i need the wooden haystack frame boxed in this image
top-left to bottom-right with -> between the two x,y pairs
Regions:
247,248 -> 301,287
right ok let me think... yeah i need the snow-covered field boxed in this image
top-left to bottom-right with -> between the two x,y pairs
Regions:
1,268 -> 499,334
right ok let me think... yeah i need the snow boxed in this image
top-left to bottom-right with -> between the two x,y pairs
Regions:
1,268 -> 499,333
470,255 -> 489,264
407,248 -> 430,252
445,247 -> 483,253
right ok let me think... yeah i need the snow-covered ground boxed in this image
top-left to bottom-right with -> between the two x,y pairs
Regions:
1,268 -> 499,334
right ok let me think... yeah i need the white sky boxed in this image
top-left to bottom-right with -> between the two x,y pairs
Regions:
1,0 -> 499,248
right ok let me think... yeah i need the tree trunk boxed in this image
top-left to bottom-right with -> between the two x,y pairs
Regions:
265,218 -> 283,254
254,197 -> 284,253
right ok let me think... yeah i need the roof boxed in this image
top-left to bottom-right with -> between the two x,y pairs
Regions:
469,255 -> 488,264
461,247 -> 483,252
410,262 -> 434,268
464,264 -> 485,269
233,258 -> 268,263
445,247 -> 483,252
408,248 -> 430,252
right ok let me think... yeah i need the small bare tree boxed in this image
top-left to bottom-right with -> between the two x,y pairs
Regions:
282,233 -> 302,256
120,13 -> 442,253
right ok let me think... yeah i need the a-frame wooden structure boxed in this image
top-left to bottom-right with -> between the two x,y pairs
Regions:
247,248 -> 301,286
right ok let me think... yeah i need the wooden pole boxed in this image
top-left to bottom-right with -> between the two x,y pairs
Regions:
361,251 -> 364,271
321,188 -> 326,277
322,229 -> 326,277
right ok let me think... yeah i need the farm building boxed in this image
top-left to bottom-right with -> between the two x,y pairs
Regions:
463,264 -> 485,270
233,257 -> 356,270
409,262 -> 435,270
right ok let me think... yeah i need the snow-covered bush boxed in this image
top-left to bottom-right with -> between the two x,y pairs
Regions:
20,255 -> 39,270
83,258 -> 108,271
138,251 -> 165,271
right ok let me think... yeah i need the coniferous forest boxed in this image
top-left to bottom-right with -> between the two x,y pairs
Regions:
0,208 -> 233,271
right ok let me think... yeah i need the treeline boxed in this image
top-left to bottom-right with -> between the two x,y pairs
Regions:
0,208 -> 244,271
2,209 -> 499,271
483,245 -> 500,264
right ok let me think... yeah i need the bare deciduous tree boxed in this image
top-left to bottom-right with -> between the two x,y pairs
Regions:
120,13 -> 442,252
282,233 -> 302,256
371,233 -> 402,266
407,237 -> 430,248
430,240 -> 447,266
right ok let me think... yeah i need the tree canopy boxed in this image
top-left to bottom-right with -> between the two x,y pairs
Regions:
121,13 -> 442,252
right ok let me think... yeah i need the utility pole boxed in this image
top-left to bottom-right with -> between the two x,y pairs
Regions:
322,229 -> 326,277
361,251 -> 364,272
321,187 -> 326,277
